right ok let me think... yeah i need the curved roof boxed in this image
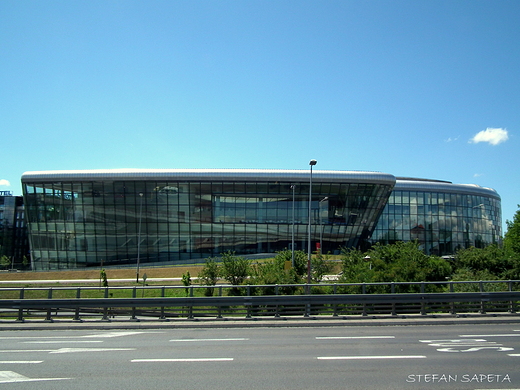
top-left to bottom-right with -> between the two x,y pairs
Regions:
395,179 -> 500,200
22,169 -> 396,185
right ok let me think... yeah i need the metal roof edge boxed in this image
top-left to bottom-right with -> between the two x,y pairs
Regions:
21,169 -> 397,185
395,179 -> 501,200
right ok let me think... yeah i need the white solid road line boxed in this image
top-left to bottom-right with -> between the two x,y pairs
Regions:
49,348 -> 136,354
23,340 -> 103,344
0,347 -> 136,354
0,361 -> 43,364
169,338 -> 249,342
316,336 -> 395,340
0,332 -> 152,340
459,334 -> 520,338
0,350 -> 55,353
82,331 -> 154,338
317,355 -> 426,360
131,358 -> 234,362
0,336 -> 83,340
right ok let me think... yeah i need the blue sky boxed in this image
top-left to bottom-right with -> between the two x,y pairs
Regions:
1,0 -> 518,231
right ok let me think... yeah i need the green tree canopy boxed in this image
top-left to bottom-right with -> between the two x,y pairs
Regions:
250,250 -> 307,294
198,257 -> 220,286
504,204 -> 520,256
220,251 -> 250,286
454,244 -> 509,276
339,241 -> 452,292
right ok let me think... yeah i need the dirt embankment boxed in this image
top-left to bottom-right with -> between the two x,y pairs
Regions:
0,266 -> 203,281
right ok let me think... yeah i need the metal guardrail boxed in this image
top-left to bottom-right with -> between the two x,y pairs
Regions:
0,280 -> 519,322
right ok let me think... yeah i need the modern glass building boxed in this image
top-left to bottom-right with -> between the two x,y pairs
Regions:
21,169 -> 502,270
0,191 -> 29,268
22,169 -> 395,270
370,178 -> 502,256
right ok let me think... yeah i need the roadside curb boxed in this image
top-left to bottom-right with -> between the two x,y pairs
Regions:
1,314 -> 519,331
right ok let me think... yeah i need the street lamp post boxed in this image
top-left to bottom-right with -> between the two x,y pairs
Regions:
319,197 -> 328,254
136,192 -> 144,283
307,159 -> 317,285
291,184 -> 296,268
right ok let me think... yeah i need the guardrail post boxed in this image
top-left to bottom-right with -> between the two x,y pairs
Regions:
101,287 -> 111,321
304,284 -> 312,318
275,284 -> 280,317
217,286 -> 223,319
391,283 -> 396,316
449,282 -> 456,315
159,287 -> 167,320
246,285 -> 252,319
16,288 -> 24,322
479,281 -> 486,314
73,287 -> 82,322
420,282 -> 426,316
332,284 -> 338,317
509,281 -> 516,313
130,287 -> 139,321
187,286 -> 194,319
362,283 -> 367,316
45,288 -> 53,322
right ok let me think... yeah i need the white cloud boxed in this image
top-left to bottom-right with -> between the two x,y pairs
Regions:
445,136 -> 460,143
469,128 -> 509,145
473,173 -> 483,178
0,179 -> 10,187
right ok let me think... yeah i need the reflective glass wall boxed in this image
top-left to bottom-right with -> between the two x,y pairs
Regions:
23,178 -> 392,270
371,181 -> 502,256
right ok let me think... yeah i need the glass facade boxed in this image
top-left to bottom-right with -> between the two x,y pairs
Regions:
22,170 -> 395,270
371,179 -> 502,256
0,192 -> 29,267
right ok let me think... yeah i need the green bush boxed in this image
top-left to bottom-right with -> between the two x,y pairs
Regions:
198,257 -> 220,296
220,251 -> 250,295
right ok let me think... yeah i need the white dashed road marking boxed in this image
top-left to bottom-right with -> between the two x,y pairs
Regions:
131,358 -> 234,362
316,336 -> 395,340
23,340 -> 103,344
49,348 -> 136,354
317,355 -> 426,360
169,338 -> 249,342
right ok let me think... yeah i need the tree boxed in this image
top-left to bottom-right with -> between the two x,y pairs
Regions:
181,271 -> 192,296
210,251 -> 251,295
338,248 -> 377,293
198,257 -> 220,296
100,268 -> 109,287
220,251 -> 250,289
454,244 -> 509,277
271,249 -> 308,279
339,242 -> 451,293
22,256 -> 29,270
0,255 -> 10,270
504,205 -> 520,256
339,248 -> 375,282
311,253 -> 334,283
249,250 -> 307,295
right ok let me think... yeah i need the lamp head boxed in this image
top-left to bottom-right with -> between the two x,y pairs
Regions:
309,159 -> 317,166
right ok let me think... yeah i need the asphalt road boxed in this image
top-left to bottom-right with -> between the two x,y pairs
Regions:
0,323 -> 519,389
